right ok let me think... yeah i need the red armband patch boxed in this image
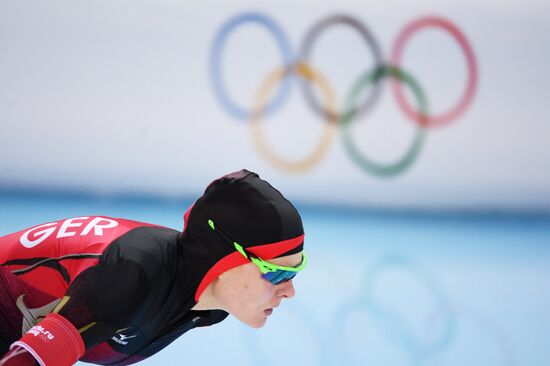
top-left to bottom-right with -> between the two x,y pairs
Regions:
11,313 -> 85,366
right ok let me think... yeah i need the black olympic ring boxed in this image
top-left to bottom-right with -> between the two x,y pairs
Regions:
210,12 -> 478,176
297,14 -> 385,122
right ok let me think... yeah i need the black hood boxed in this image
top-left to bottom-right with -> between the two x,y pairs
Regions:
177,169 -> 305,302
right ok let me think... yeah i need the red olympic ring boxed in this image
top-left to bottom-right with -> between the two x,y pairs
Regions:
390,16 -> 478,128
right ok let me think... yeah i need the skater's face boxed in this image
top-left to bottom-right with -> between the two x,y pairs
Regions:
212,252 -> 302,328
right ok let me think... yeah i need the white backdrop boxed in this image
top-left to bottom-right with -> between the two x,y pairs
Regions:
1,0 -> 549,210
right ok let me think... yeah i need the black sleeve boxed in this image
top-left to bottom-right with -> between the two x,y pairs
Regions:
57,227 -> 177,351
57,258 -> 154,350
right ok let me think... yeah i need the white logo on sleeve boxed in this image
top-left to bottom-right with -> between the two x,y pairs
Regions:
111,333 -> 137,346
28,325 -> 54,341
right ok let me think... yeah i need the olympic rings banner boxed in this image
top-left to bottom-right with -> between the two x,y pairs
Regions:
1,1 -> 550,210
209,12 -> 478,177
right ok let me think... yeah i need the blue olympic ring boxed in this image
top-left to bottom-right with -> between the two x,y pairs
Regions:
331,255 -> 457,366
362,255 -> 456,361
209,12 -> 294,120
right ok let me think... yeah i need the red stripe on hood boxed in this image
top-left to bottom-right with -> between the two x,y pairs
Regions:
194,234 -> 304,302
182,203 -> 195,232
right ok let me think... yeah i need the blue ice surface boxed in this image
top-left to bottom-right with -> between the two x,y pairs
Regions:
1,190 -> 549,366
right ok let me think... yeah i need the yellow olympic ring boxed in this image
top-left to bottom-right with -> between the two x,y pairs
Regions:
250,63 -> 338,173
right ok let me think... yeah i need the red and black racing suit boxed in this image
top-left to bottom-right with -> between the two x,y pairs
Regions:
0,216 -> 227,365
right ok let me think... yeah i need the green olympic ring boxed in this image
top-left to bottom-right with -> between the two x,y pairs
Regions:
341,65 -> 428,177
